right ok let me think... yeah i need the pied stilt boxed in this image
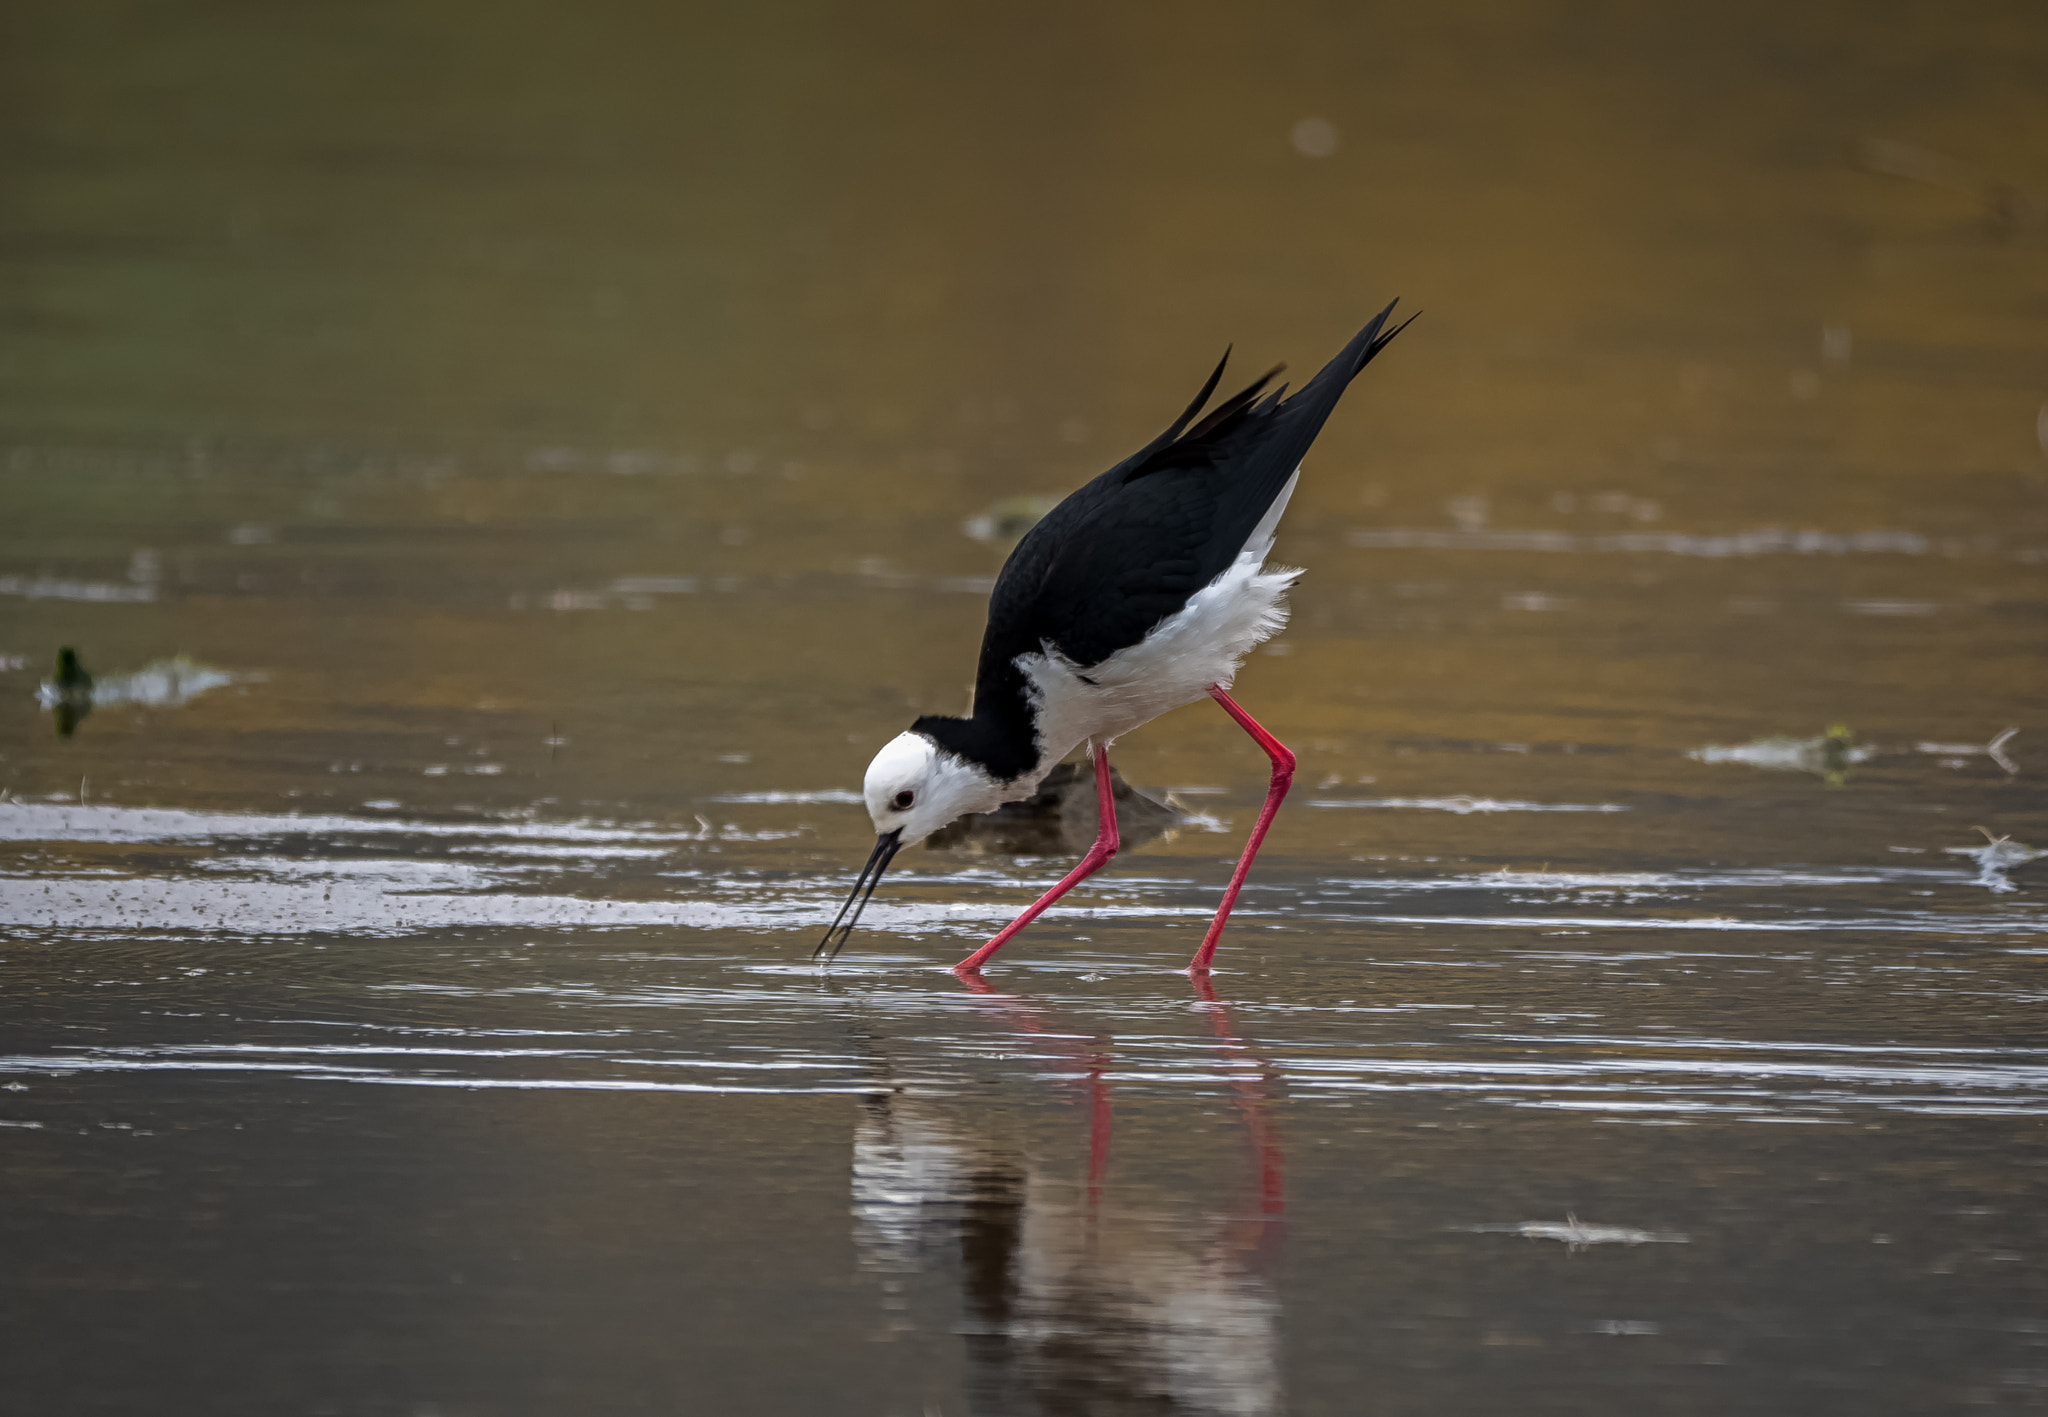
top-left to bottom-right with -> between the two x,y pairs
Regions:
819,300 -> 1411,976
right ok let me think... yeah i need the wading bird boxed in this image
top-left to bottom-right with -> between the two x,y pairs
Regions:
818,301 -> 1410,976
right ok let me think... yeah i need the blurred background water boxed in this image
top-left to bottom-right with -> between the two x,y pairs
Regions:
2,2 -> 2045,1413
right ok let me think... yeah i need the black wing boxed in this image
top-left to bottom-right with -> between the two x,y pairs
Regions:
914,300 -> 1410,780
984,299 -> 1409,672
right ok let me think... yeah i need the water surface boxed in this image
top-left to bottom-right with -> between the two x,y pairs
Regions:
3,2 -> 2046,1412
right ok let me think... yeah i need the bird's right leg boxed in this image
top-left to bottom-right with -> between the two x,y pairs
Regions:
953,741 -> 1120,976
1187,685 -> 1295,974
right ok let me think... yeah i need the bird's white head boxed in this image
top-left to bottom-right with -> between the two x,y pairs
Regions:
815,731 -> 1009,962
862,730 -> 1005,847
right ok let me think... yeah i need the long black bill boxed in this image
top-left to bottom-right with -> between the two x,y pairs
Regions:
814,829 -> 902,963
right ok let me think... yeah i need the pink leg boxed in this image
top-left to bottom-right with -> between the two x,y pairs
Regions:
1187,686 -> 1295,975
1188,974 -> 1286,1256
953,741 -> 1120,975
1086,1046 -> 1112,1213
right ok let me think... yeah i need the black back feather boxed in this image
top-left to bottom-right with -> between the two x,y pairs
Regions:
916,300 -> 1412,780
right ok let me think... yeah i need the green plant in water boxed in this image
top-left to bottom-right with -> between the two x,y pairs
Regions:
1821,724 -> 1855,787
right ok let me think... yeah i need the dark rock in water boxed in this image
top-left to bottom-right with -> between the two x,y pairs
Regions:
53,646 -> 92,692
49,646 -> 92,739
39,649 -> 245,739
925,760 -> 1184,857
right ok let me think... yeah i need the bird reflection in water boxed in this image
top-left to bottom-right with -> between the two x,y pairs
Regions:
851,978 -> 1285,1416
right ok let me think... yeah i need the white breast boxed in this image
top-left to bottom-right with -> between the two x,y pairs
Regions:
1013,471 -> 1301,785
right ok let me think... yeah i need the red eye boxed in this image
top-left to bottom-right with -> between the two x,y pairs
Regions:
892,790 -> 915,811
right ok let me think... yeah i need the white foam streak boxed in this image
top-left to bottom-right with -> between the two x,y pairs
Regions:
0,802 -> 713,845
1308,797 -> 1628,814
0,877 -> 813,934
0,573 -> 156,602
705,790 -> 864,804
1345,526 -> 1934,557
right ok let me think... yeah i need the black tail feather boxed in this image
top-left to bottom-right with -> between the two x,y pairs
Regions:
1146,345 -> 1232,453
1113,299 -> 1406,501
1129,299 -> 1409,474
1183,363 -> 1285,443
1293,297 -> 1408,404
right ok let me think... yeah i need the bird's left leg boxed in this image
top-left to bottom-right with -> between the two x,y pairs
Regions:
1187,686 -> 1295,975
953,740 -> 1120,976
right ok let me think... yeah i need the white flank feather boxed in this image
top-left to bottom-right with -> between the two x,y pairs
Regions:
1016,471 -> 1302,778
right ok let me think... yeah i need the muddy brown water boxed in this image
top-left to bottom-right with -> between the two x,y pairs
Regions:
4,3 -> 2047,1413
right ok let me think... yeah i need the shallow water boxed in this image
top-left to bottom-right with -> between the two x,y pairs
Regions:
4,2 -> 2048,1413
